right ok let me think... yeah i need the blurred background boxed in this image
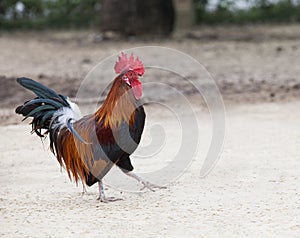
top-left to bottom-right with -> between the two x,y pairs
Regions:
1,0 -> 300,31
0,0 -> 300,122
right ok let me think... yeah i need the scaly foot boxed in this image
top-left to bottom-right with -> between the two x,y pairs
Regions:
96,196 -> 123,203
140,181 -> 167,192
97,180 -> 122,202
125,172 -> 167,192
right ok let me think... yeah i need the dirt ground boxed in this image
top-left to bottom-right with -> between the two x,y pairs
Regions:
0,24 -> 300,237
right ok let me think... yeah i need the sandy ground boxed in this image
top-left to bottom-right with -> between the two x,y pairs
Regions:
1,100 -> 300,237
0,24 -> 300,237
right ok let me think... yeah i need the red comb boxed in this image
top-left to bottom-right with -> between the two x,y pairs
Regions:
114,52 -> 145,76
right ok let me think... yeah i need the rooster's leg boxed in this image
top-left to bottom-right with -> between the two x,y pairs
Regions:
96,180 -> 122,202
124,171 -> 167,191
97,180 -> 105,201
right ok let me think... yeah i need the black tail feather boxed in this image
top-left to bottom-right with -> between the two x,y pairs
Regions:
17,77 -> 60,99
15,77 -> 70,137
16,77 -> 85,144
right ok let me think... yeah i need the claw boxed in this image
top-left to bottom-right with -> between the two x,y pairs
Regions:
140,181 -> 167,192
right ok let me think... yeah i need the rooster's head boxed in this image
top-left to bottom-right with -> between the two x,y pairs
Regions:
114,52 -> 145,100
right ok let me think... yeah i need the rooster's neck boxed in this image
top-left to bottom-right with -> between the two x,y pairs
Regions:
95,78 -> 138,128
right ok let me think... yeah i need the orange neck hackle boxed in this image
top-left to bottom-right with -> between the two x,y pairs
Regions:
95,76 -> 137,129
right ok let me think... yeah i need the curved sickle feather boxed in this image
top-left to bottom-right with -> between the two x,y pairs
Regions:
67,119 -> 90,145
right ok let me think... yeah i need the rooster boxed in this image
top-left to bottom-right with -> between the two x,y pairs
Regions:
16,52 -> 164,202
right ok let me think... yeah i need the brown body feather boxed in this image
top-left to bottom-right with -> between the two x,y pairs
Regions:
52,75 -> 139,185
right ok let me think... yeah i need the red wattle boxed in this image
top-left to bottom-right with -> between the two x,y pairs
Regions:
131,80 -> 142,100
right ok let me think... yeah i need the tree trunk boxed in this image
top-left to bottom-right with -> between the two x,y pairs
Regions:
100,0 -> 175,36
174,0 -> 195,29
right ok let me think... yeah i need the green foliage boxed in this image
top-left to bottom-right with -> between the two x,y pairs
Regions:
194,0 -> 300,24
0,0 -> 99,29
2,0 -> 300,29
45,0 -> 100,28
